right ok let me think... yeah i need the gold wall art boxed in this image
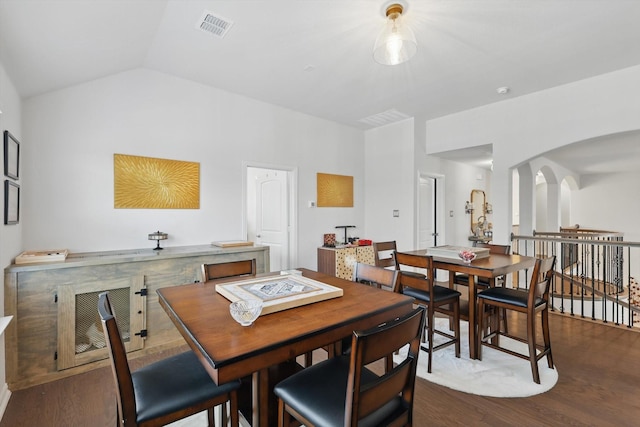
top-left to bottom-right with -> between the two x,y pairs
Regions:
317,173 -> 353,207
114,154 -> 200,209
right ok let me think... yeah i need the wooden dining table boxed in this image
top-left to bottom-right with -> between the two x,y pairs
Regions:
156,268 -> 414,427
402,250 -> 537,359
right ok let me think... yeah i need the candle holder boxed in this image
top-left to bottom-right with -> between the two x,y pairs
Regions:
148,231 -> 168,250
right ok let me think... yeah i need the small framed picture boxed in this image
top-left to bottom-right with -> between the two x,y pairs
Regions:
4,130 -> 19,180
4,180 -> 19,225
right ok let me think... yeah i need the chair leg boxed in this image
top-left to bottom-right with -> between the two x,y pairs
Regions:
453,300 -> 460,358
426,309 -> 434,373
527,312 -> 541,384
542,308 -> 554,369
304,351 -> 313,367
501,308 -> 509,334
278,398 -> 290,427
476,299 -> 485,361
229,390 -> 239,427
209,406 -> 217,427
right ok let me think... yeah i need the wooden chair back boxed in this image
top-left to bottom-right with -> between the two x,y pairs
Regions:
372,241 -> 398,269
352,262 -> 400,292
477,243 -> 511,255
393,251 -> 434,293
345,306 -> 425,426
98,292 -> 136,426
202,259 -> 256,282
529,256 -> 556,308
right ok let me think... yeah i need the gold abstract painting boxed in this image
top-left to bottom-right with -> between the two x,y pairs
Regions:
317,173 -> 353,207
114,154 -> 200,209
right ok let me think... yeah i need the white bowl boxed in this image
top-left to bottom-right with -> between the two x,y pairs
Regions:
229,299 -> 263,326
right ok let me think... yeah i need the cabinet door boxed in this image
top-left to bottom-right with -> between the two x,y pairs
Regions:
57,275 -> 145,370
356,246 -> 375,266
335,247 -> 358,280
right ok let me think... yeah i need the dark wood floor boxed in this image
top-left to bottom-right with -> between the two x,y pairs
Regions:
2,312 -> 640,427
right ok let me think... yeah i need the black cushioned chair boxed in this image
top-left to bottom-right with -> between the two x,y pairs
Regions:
395,251 -> 461,373
274,306 -> 425,427
477,256 -> 556,384
98,292 -> 240,427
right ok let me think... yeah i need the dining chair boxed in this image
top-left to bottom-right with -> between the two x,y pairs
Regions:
200,260 -> 304,423
201,258 -> 256,282
476,255 -> 556,384
352,261 -> 401,292
274,306 -> 425,427
394,251 -> 461,373
373,240 -> 425,279
98,292 -> 240,427
454,243 -> 511,330
318,263 -> 401,370
351,262 -> 401,372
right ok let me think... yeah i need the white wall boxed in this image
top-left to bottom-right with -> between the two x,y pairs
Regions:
0,60 -> 21,419
22,69 -> 364,270
363,119 -> 416,251
426,65 -> 640,242
571,172 -> 640,241
364,118 -> 489,250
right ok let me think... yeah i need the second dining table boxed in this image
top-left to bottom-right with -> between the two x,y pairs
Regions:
157,268 -> 414,427
401,249 -> 537,359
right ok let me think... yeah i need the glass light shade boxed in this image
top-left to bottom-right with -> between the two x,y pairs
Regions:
373,13 -> 417,65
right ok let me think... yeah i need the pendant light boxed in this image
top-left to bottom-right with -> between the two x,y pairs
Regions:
373,3 -> 417,66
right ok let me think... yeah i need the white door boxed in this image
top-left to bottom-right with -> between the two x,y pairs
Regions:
255,170 -> 289,271
418,176 -> 437,248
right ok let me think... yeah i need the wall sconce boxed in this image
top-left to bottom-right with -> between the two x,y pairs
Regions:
484,202 -> 493,214
464,201 -> 474,214
148,231 -> 168,250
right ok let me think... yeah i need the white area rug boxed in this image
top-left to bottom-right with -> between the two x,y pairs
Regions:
395,318 -> 558,398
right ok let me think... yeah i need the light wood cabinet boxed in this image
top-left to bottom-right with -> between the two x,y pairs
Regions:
4,244 -> 269,390
317,246 -> 375,280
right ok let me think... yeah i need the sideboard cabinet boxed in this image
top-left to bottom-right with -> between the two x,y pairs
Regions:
317,246 -> 375,280
4,244 -> 269,389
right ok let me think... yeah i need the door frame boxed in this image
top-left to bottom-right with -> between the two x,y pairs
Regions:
416,172 -> 445,249
242,161 -> 298,270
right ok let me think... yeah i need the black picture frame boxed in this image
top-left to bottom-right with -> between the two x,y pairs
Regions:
4,130 -> 19,180
4,180 -> 19,225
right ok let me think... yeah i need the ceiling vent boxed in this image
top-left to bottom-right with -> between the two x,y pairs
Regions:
197,11 -> 234,38
358,109 -> 412,128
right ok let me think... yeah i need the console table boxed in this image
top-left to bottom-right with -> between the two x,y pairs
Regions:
4,244 -> 269,390
317,246 -> 375,280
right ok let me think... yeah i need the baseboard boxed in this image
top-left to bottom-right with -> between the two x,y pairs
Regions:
0,382 -> 12,421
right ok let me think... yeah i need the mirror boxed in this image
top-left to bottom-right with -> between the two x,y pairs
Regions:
470,189 -> 487,235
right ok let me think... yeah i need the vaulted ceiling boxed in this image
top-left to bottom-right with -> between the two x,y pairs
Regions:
1,0 -> 639,173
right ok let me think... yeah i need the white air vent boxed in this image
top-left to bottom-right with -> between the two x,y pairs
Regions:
197,11 -> 234,38
358,109 -> 412,128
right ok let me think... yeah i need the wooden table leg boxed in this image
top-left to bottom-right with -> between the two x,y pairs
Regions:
468,276 -> 477,359
252,368 -> 270,427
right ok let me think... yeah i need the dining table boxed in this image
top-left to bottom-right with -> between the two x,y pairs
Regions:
401,250 -> 537,359
156,268 -> 414,427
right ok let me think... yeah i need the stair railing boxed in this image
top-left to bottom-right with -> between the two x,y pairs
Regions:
511,229 -> 640,328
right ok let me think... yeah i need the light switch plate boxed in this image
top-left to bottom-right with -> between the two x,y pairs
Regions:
393,210 -> 399,217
